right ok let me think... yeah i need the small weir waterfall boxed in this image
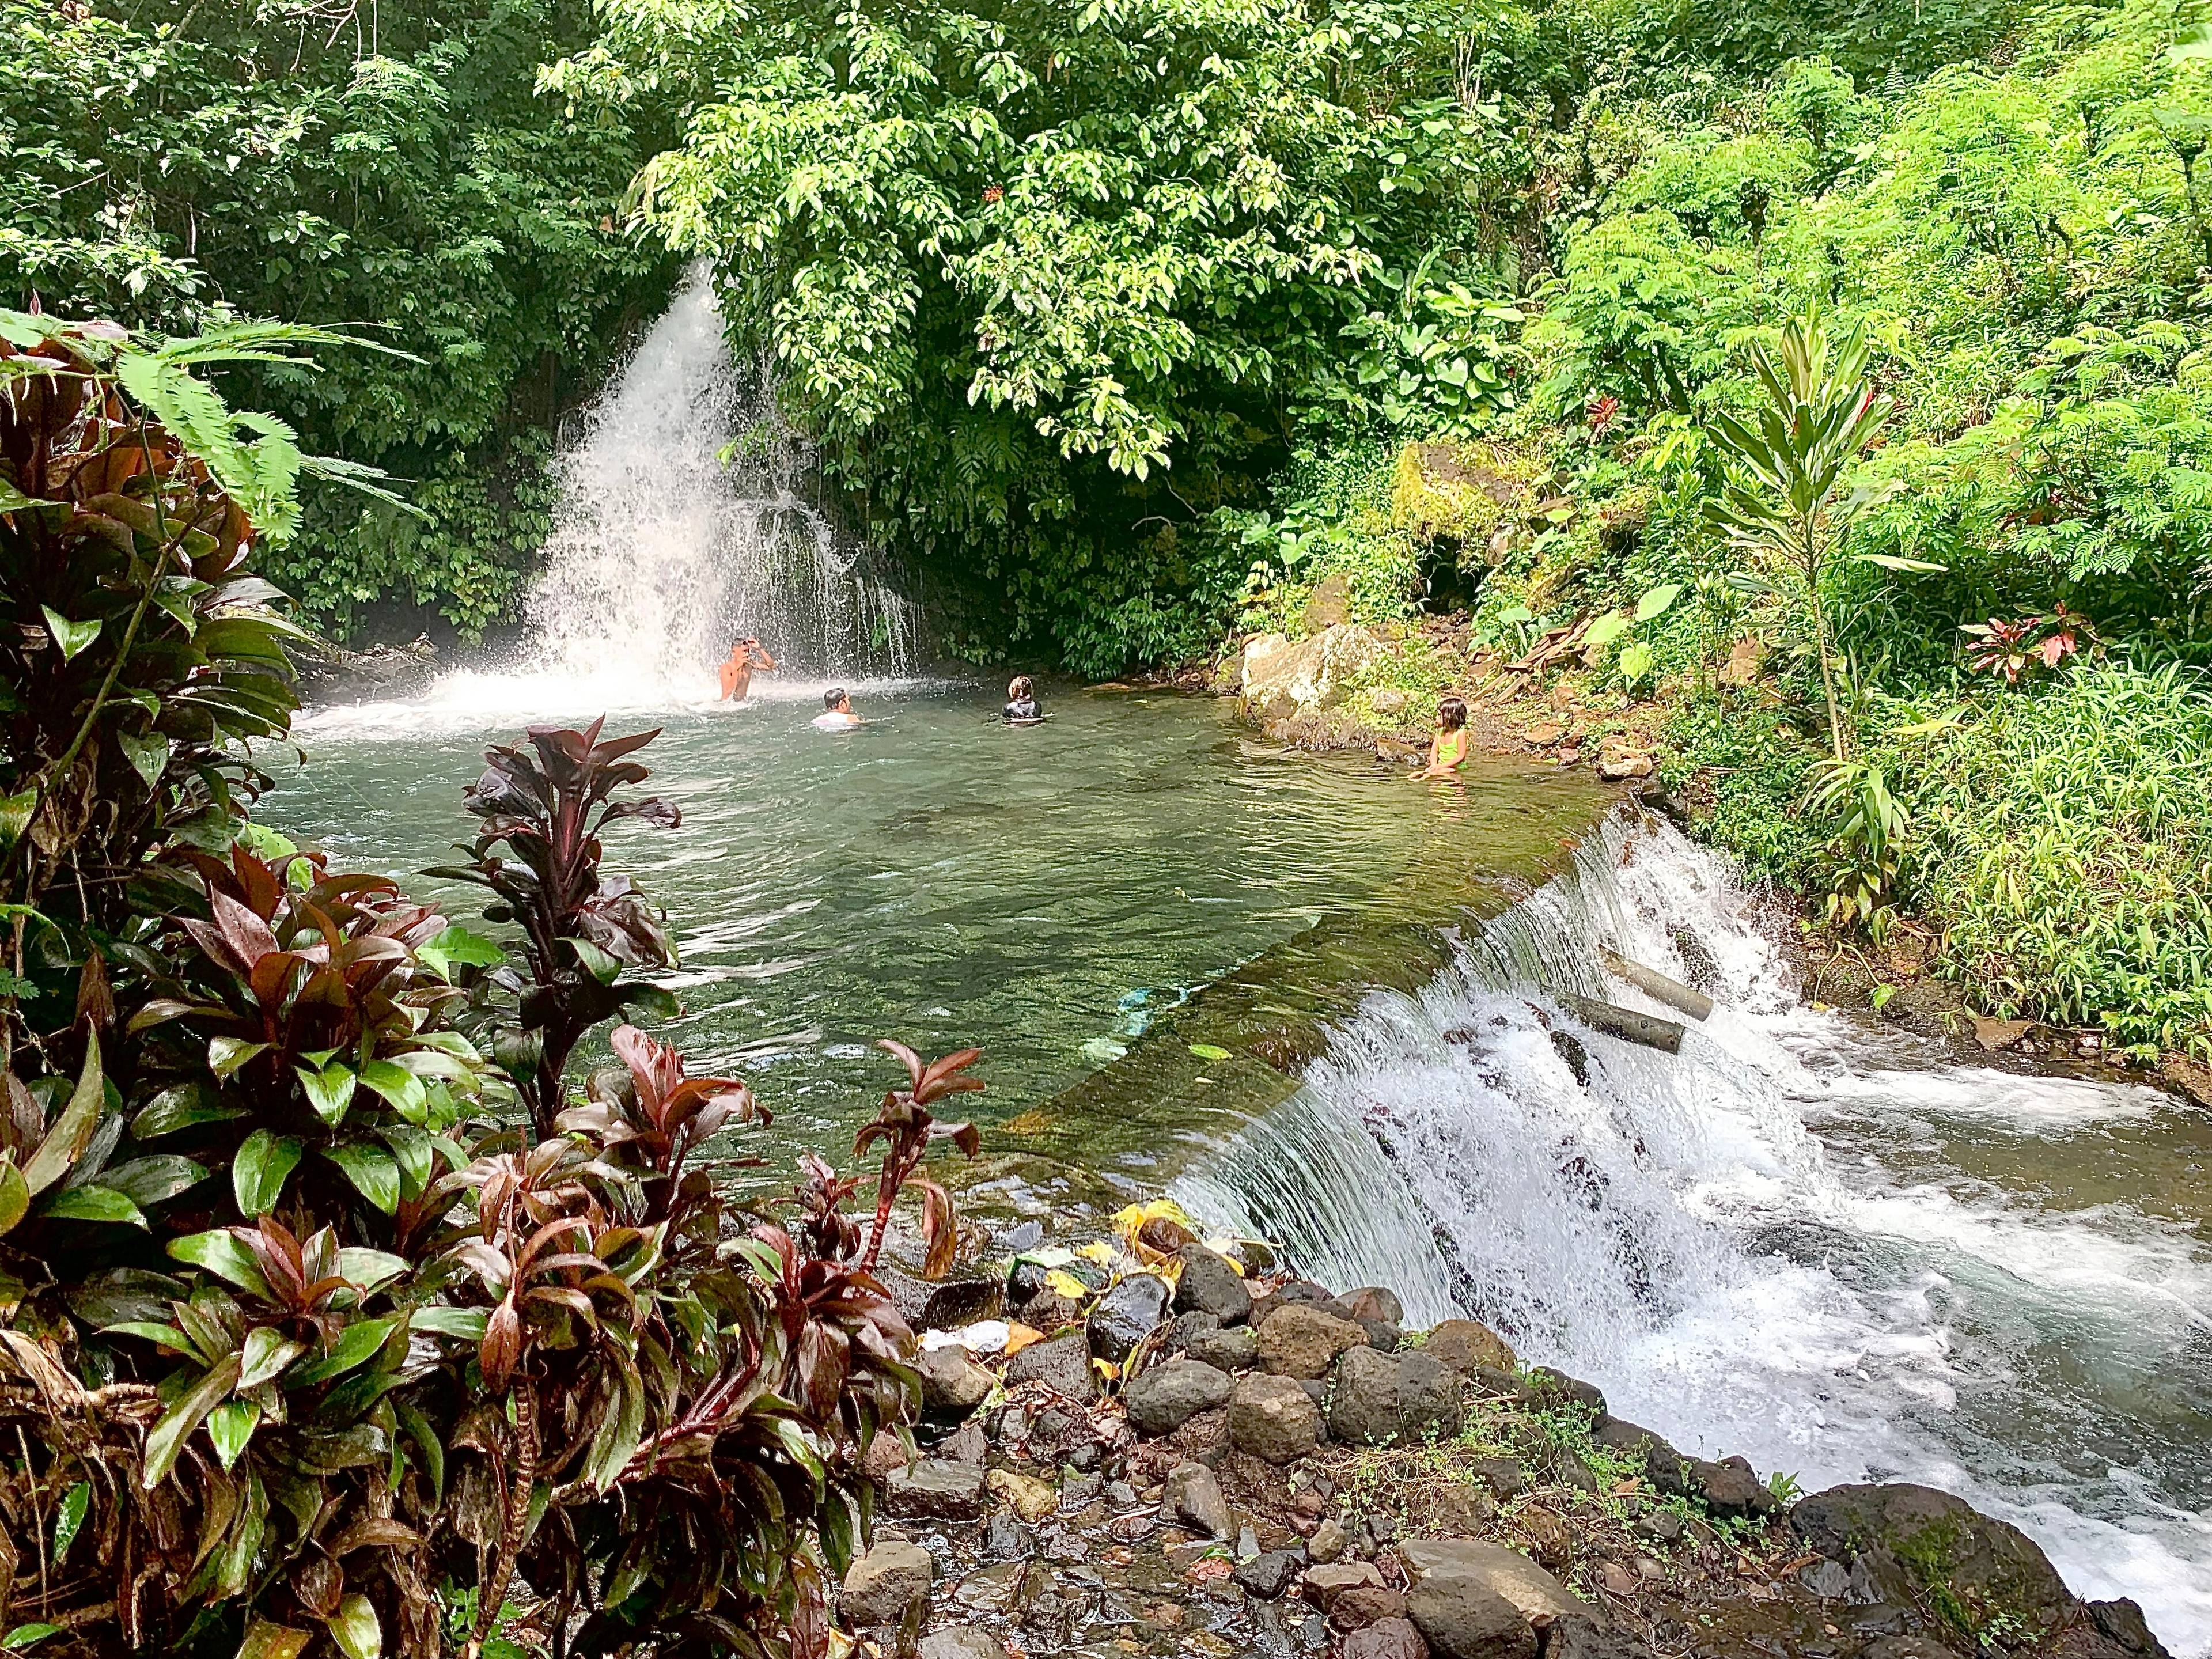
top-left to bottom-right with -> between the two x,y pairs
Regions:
1176,812 -> 2212,1652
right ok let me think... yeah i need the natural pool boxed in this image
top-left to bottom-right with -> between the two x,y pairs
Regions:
267,678 -> 1599,1152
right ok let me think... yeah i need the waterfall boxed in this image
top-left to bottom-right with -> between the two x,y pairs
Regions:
1177,809 -> 2212,1653
518,265 -> 917,699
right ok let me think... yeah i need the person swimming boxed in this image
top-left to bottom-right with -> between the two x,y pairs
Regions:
718,637 -> 777,701
812,686 -> 862,729
1414,694 -> 1471,779
1003,674 -> 1043,724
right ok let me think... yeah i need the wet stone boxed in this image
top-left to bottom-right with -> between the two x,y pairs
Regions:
1126,1358 -> 1234,1437
885,1457 -> 990,1520
1175,1244 -> 1254,1324
840,1540 -> 936,1626
1165,1460 -> 1235,1540
1006,1331 -> 1098,1399
1188,1324 -> 1261,1371
984,1510 -> 1037,1559
1235,1550 -> 1306,1599
1088,1272 -> 1173,1362
919,1628 -> 1002,1659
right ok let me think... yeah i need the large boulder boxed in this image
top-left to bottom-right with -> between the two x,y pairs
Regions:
1229,1372 -> 1324,1464
1124,1359 -> 1233,1437
1258,1302 -> 1369,1378
1174,1244 -> 1252,1324
1003,1331 -> 1096,1400
1087,1272 -> 1172,1362
1405,1566 -> 1536,1659
1397,1350 -> 1465,1440
1330,1286 -> 1404,1325
840,1540 -> 935,1626
1240,625 -> 1386,720
1423,1320 -> 1517,1375
1792,1484 -> 2074,1646
1692,1453 -> 1779,1520
1188,1325 -> 1259,1371
1330,1346 -> 1405,1445
1400,1539 -> 1600,1631
1346,1619 -> 1431,1659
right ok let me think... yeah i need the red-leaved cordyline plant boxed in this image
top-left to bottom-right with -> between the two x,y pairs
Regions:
434,719 -> 681,1136
853,1041 -> 983,1277
557,1023 -> 760,1222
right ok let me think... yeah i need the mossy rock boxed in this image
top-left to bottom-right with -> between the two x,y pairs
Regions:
1793,1483 -> 2073,1648
1390,440 -> 1543,546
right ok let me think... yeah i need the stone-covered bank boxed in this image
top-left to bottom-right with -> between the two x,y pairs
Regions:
842,1228 -> 2174,1659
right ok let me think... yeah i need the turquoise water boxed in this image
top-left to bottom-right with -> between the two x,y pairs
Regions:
267,679 -> 1590,1149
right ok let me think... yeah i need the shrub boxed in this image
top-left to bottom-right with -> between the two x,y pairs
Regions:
1903,664 -> 2212,1054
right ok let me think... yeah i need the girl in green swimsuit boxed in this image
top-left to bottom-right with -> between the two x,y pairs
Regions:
1416,694 -> 1471,779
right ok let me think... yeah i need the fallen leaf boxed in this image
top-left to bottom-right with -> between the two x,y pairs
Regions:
1002,1322 -> 1045,1357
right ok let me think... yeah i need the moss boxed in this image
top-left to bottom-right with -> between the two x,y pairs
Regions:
1389,440 -> 1544,544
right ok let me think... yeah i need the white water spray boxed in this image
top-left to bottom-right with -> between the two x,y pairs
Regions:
1179,811 -> 2212,1653
521,265 -> 916,697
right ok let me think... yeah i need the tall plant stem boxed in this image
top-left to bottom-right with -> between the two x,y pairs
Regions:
1803,519 -> 1849,764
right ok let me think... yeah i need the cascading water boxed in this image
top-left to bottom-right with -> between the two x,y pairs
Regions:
1177,810 -> 2212,1654
521,265 -> 917,696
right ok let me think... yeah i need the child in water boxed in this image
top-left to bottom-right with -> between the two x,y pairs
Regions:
813,687 -> 862,730
1003,675 -> 1043,724
1415,694 -> 1472,779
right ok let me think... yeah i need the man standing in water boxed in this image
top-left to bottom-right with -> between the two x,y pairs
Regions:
718,637 -> 777,700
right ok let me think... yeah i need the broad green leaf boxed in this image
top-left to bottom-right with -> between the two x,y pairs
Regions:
3,1626 -> 62,1650
118,729 -> 169,789
99,1154 -> 208,1207
1634,583 -> 1683,623
0,1158 -> 26,1236
321,1144 -> 399,1214
416,925 -> 505,980
239,1326 -> 307,1388
40,607 -> 101,662
1619,641 -> 1657,685
408,1306 -> 488,1340
51,1482 -> 89,1559
288,1316 -> 402,1387
21,1033 -> 105,1196
235,1620 -> 313,1659
1582,611 -> 1630,649
0,791 -> 35,850
357,1060 -> 425,1122
132,1084 -> 245,1138
335,1248 -> 410,1296
233,1131 -> 301,1216
564,937 -> 622,984
380,1124 -> 434,1198
297,1063 -> 357,1126
210,1037 -> 270,1079
142,1353 -> 242,1488
206,1399 -> 262,1471
168,1230 -> 274,1299
326,1595 -> 381,1659
37,1184 -> 147,1227
99,1321 -> 198,1355
1187,1043 -> 1232,1061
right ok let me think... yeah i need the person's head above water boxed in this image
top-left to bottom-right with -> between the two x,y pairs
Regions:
1008,674 -> 1033,701
823,687 -> 850,712
1437,694 -> 1468,731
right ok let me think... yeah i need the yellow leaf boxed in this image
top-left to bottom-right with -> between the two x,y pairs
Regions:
1002,1323 -> 1045,1357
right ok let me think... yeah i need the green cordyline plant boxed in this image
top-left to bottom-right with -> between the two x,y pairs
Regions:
1703,310 -> 1939,766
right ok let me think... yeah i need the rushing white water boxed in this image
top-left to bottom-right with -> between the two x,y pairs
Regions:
1179,811 -> 2212,1653
521,265 -> 917,697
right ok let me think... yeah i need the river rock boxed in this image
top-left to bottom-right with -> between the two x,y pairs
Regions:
1235,1550 -> 1306,1599
1174,1244 -> 1252,1324
1164,1460 -> 1234,1540
1406,1567 -> 1535,1659
1005,1331 -> 1096,1399
1399,1350 -> 1464,1439
1171,1309 -> 1221,1350
1240,625 -> 1386,718
1188,1324 -> 1259,1370
1249,1279 -> 1334,1325
841,1540 -> 935,1626
1335,1586 -> 1410,1630
938,1419 -> 988,1465
1692,1453 -> 1778,1519
1124,1359 -> 1232,1436
1792,1483 -> 2073,1644
1329,1346 -> 1402,1445
1423,1320 -> 1517,1374
919,1630 -> 1002,1659
1259,1303 -> 1369,1378
2089,1599 -> 2172,1659
984,1509 -> 1038,1558
987,1468 -> 1058,1524
1020,1287 -> 1085,1331
1330,1287 -> 1404,1326
917,1346 -> 994,1418
1346,1619 -> 1431,1659
1088,1272 -> 1172,1362
1546,1615 -> 1645,1659
1305,1562 -> 1385,1608
1230,1372 -> 1324,1463
1309,1517 -> 1350,1563
1528,1366 -> 1604,1412
885,1458 -> 989,1521
1471,1457 -> 1526,1500
1400,1538 -> 1599,1630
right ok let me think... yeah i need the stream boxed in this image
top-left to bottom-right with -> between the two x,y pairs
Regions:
271,685 -> 2212,1651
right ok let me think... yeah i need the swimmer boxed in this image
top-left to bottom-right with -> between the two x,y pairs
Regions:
718,637 -> 778,701
1003,674 -> 1044,724
1414,694 -> 1471,779
812,686 -> 862,730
